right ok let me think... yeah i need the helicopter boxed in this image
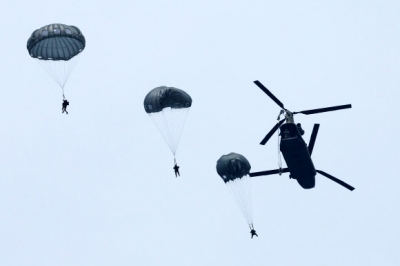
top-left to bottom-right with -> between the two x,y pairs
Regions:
249,80 -> 355,191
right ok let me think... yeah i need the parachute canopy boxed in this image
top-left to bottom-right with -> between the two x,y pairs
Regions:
217,153 -> 251,183
144,86 -> 192,157
217,153 -> 253,227
27,23 -> 85,61
27,23 -> 85,92
144,86 -> 192,113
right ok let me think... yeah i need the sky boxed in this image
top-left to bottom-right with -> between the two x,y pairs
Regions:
0,0 -> 399,265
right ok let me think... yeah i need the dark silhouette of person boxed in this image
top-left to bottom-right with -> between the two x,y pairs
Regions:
250,228 -> 258,238
173,164 -> 180,177
62,99 -> 69,114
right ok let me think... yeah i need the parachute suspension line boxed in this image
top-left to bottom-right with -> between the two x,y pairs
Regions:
238,179 -> 251,226
149,108 -> 190,155
278,128 -> 282,174
150,110 -> 175,154
149,111 -> 171,148
174,108 -> 190,151
237,177 -> 250,223
35,54 -> 80,89
226,182 -> 243,220
37,59 -> 61,87
62,60 -> 67,100
231,179 -> 248,221
226,181 -> 249,224
168,108 -> 187,155
242,176 -> 253,226
64,55 -> 80,85
243,174 -> 253,225
275,110 -> 284,174
226,176 -> 253,226
161,108 -> 176,153
245,174 -> 253,224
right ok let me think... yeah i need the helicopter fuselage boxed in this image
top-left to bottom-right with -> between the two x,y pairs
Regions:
250,80 -> 354,191
280,123 -> 316,189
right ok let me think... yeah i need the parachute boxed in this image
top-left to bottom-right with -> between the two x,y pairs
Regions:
27,23 -> 85,98
144,86 -> 192,161
217,153 -> 254,228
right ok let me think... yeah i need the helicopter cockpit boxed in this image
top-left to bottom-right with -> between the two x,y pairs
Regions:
280,123 -> 305,140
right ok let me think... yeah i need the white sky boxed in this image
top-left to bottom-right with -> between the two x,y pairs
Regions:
0,0 -> 399,265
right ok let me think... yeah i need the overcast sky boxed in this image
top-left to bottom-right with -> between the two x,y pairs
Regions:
0,0 -> 399,265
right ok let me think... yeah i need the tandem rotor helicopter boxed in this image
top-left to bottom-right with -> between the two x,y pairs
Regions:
249,80 -> 355,191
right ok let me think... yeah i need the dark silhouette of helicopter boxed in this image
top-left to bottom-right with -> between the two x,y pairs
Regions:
249,80 -> 355,191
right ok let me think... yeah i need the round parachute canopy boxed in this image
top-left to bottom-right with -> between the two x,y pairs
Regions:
27,23 -> 85,61
27,23 -> 85,90
144,86 -> 192,156
217,152 -> 253,227
217,153 -> 251,183
144,86 -> 192,113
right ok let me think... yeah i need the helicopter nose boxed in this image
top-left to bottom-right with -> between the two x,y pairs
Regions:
297,177 -> 315,189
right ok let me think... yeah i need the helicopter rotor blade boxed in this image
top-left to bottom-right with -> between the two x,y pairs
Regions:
254,80 -> 285,109
308,124 -> 320,156
250,168 -> 289,177
316,170 -> 355,191
260,119 -> 286,145
295,104 -> 352,115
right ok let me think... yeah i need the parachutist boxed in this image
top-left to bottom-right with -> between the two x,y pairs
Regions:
217,153 -> 253,227
250,228 -> 258,239
62,99 -> 69,114
144,86 -> 192,160
27,24 -> 85,107
173,164 -> 180,177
